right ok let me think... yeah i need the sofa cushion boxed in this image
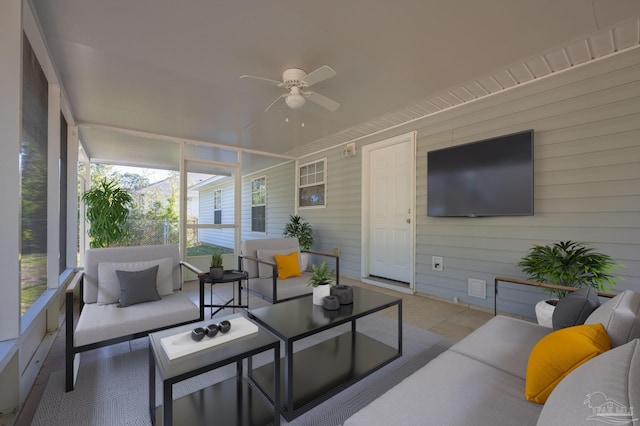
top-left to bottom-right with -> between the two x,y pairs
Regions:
116,266 -> 161,307
74,292 -> 199,347
585,290 -> 640,348
274,251 -> 301,279
344,350 -> 543,426
97,257 -> 173,304
525,323 -> 610,404
537,339 -> 640,426
449,315 -> 552,380
552,287 -> 600,330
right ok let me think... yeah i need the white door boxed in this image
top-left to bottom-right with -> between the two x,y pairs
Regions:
365,133 -> 415,284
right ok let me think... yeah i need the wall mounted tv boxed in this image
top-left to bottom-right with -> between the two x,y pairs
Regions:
427,129 -> 534,217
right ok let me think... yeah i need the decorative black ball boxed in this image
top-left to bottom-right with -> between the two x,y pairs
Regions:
191,327 -> 206,341
218,320 -> 232,333
205,324 -> 219,338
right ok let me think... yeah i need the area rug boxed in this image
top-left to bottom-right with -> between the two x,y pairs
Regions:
32,314 -> 452,426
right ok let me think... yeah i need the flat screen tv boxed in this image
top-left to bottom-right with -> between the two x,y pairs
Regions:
427,129 -> 534,217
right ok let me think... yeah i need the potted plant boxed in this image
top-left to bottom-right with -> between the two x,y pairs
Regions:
518,240 -> 621,327
210,252 -> 224,279
81,178 -> 133,248
283,215 -> 313,271
307,261 -> 335,305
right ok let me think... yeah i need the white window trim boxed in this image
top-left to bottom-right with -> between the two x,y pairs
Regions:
297,158 -> 327,209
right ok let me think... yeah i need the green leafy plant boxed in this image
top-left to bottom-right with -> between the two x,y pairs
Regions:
307,261 -> 335,287
518,240 -> 622,299
283,215 -> 313,250
210,252 -> 223,268
81,178 -> 133,248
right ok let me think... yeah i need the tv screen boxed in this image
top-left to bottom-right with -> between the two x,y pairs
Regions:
427,130 -> 534,217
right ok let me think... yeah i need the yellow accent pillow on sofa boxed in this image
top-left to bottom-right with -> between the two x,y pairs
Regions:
274,251 -> 301,280
525,323 -> 610,404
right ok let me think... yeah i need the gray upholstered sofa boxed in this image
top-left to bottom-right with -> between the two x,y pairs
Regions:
239,237 -> 339,303
345,290 -> 640,426
65,244 -> 202,391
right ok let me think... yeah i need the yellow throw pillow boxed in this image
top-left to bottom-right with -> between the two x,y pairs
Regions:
274,251 -> 301,280
525,323 -> 610,404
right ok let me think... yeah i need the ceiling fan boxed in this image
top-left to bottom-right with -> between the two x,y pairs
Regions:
240,66 -> 340,112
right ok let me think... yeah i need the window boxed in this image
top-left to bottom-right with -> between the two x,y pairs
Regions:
251,176 -> 266,232
20,33 -> 49,315
298,159 -> 326,208
213,189 -> 222,225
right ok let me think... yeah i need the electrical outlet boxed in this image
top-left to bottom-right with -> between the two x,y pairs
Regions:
432,256 -> 443,271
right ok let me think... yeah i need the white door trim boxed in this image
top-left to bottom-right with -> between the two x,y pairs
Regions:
361,131 -> 416,293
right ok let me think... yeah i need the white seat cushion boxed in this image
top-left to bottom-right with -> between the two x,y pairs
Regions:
449,315 -> 552,379
74,292 -> 198,347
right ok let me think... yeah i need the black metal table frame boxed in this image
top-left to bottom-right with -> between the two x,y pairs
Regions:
148,324 -> 280,426
249,291 -> 402,421
199,270 -> 249,318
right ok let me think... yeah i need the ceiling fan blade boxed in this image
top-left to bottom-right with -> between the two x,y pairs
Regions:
305,91 -> 340,111
239,75 -> 283,87
264,94 -> 286,112
301,65 -> 336,87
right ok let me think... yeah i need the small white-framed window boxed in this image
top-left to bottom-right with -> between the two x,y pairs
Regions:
251,176 -> 266,232
213,189 -> 222,225
298,159 -> 326,208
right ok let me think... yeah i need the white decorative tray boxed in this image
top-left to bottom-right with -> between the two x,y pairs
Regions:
160,316 -> 259,361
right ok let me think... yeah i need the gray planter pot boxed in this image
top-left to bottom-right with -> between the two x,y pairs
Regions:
209,267 -> 224,279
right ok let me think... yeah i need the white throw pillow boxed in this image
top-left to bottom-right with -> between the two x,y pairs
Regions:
585,290 -> 640,347
537,339 -> 639,426
97,257 -> 173,304
256,248 -> 300,278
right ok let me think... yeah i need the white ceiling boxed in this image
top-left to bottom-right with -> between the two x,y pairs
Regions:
28,0 -> 640,172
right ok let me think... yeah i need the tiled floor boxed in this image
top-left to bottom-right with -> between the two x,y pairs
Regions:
9,276 -> 504,426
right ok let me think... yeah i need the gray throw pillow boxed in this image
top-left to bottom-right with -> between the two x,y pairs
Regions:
552,287 -> 600,330
116,265 -> 160,307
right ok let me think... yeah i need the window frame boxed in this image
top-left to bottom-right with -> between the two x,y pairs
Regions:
297,158 -> 327,209
213,189 -> 222,225
251,176 -> 266,233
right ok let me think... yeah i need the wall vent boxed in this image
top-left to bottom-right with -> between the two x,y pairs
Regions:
468,278 -> 486,299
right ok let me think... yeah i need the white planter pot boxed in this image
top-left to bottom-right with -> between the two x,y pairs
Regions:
300,252 -> 309,272
535,300 -> 558,328
312,284 -> 331,305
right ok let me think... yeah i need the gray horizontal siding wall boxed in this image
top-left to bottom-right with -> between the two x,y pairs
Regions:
298,47 -> 640,318
241,162 -> 296,242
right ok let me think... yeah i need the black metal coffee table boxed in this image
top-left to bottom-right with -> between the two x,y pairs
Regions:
248,286 -> 402,421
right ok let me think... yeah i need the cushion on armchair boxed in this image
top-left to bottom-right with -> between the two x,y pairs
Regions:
274,251 -> 301,279
116,266 -> 161,307
255,247 -> 301,278
97,257 -> 173,304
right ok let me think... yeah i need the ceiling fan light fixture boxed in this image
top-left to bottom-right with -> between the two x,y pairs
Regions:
284,93 -> 305,109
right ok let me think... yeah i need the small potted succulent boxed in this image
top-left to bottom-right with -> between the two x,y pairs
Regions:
209,252 -> 224,279
518,240 -> 621,327
307,261 -> 335,305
